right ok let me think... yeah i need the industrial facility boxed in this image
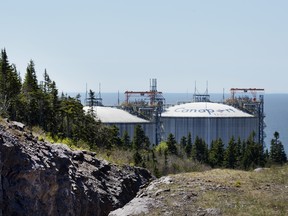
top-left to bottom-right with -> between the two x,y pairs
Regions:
83,106 -> 156,144
161,101 -> 259,145
84,79 -> 265,146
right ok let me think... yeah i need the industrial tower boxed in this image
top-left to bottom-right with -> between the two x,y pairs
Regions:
123,79 -> 165,144
227,88 -> 265,146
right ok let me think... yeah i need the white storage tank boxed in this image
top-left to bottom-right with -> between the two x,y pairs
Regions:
83,106 -> 156,144
161,102 -> 259,145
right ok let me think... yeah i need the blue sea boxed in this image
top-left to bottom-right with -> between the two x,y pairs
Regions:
70,92 -> 288,153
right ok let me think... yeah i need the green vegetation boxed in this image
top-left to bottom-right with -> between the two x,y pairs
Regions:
141,165 -> 288,215
194,166 -> 288,216
0,48 -> 287,178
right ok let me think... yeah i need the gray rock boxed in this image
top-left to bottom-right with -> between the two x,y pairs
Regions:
0,125 -> 152,216
109,197 -> 155,216
8,121 -> 25,131
254,167 -> 269,172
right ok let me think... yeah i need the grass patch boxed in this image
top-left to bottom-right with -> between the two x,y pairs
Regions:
191,166 -> 288,216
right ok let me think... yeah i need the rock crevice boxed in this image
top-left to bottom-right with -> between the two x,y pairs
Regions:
0,123 -> 152,216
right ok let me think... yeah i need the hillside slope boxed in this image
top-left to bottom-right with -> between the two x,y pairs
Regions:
0,120 -> 153,216
110,166 -> 288,216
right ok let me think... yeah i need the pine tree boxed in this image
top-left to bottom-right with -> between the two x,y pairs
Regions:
43,69 -> 51,93
22,60 -> 39,94
107,125 -> 122,148
192,136 -> 208,163
87,89 -> 97,116
133,151 -> 143,166
0,49 -> 22,118
185,132 -> 192,157
0,49 -> 10,99
270,131 -> 287,165
180,136 -> 187,149
241,132 -> 265,169
150,149 -> 161,177
235,137 -> 242,168
47,80 -> 59,134
20,60 -> 41,125
209,138 -> 224,168
166,133 -> 177,155
224,137 -> 237,169
122,130 -> 131,149
132,125 -> 149,150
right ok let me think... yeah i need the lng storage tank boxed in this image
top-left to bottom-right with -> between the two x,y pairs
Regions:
84,80 -> 264,146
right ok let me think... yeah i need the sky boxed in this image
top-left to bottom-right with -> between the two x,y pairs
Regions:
1,0 -> 288,94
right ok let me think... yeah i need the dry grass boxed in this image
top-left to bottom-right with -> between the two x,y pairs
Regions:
135,165 -> 288,215
183,166 -> 288,215
96,148 -> 135,166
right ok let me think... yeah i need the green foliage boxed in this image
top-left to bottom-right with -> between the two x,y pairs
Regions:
180,136 -> 187,149
22,60 -> 39,94
122,130 -> 131,149
0,49 -> 115,150
166,133 -> 177,155
185,132 -> 192,157
224,137 -> 238,169
270,131 -> 287,165
0,48 -> 286,178
155,141 -> 168,154
133,151 -> 143,166
192,136 -> 208,163
132,125 -> 150,150
241,132 -> 265,170
209,138 -> 224,168
0,49 -> 22,118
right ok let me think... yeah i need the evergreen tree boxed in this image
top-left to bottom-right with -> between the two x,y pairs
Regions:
58,95 -> 85,139
239,139 -> 247,169
185,132 -> 192,157
46,80 -> 59,134
249,132 -> 265,168
166,133 -> 177,155
192,136 -> 208,163
133,151 -> 143,166
132,125 -> 149,150
40,69 -> 59,132
20,60 -> 41,125
107,125 -> 122,149
209,138 -> 224,168
241,132 -> 265,169
0,49 -> 22,118
151,149 -> 161,177
87,89 -> 97,116
43,69 -> 51,93
22,60 -> 39,94
0,49 -> 10,99
270,131 -> 287,165
224,137 -> 237,169
122,130 -> 131,149
164,148 -> 168,169
235,137 -> 242,168
180,136 -> 187,149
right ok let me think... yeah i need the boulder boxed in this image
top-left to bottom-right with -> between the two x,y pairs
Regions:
0,124 -> 152,216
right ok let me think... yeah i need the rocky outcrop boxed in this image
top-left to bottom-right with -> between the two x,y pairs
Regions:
0,123 -> 152,216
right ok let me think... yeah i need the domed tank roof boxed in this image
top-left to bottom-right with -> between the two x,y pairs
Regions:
162,102 -> 253,118
83,106 -> 149,123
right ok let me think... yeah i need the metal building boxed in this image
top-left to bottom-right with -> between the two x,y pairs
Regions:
161,102 -> 259,145
83,106 -> 156,144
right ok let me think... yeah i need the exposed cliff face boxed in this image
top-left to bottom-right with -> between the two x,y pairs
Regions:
0,122 -> 152,216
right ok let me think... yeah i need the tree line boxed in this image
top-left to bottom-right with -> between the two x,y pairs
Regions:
0,48 -> 117,148
105,125 -> 287,177
126,129 -> 287,174
0,48 -> 286,176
